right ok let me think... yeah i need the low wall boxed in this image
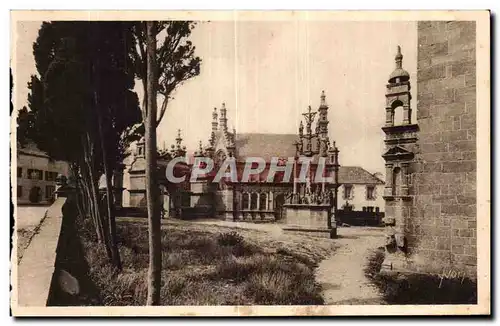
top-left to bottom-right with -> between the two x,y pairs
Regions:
15,197 -> 66,307
337,210 -> 385,226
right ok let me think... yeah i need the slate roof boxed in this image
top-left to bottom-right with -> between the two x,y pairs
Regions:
338,166 -> 384,185
235,133 -> 298,162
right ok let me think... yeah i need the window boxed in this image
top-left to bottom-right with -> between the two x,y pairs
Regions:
242,193 -> 249,210
17,186 -> 22,198
366,186 -> 375,200
362,207 -> 367,212
367,207 -> 374,213
45,171 -> 57,181
259,193 -> 267,211
250,193 -> 258,210
45,185 -> 55,199
27,169 -> 43,180
17,167 -> 22,178
343,185 -> 353,200
375,207 -> 380,213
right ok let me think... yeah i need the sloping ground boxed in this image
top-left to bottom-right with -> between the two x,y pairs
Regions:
315,227 -> 386,305
53,217 -> 337,306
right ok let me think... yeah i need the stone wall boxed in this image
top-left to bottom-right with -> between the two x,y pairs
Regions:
410,21 -> 476,276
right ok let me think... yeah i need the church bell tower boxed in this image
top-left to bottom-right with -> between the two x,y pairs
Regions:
381,46 -> 419,238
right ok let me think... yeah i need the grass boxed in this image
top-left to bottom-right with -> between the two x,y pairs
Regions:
76,217 -> 327,306
364,248 -> 477,304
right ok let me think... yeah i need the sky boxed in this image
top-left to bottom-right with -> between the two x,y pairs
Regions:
13,20 -> 417,175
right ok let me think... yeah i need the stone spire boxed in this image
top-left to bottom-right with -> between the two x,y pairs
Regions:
317,90 -> 330,156
194,140 -> 204,157
395,45 -> 403,68
320,90 -> 327,108
172,129 -> 186,158
212,107 -> 218,133
176,129 -> 182,150
317,91 -> 329,135
219,102 -> 228,133
388,45 -> 410,83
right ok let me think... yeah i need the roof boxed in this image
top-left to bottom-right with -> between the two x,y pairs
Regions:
388,68 -> 410,83
18,142 -> 50,158
235,133 -> 298,162
338,166 -> 384,185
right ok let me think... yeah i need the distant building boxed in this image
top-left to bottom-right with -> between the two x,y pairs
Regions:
337,167 -> 385,225
16,143 -> 70,205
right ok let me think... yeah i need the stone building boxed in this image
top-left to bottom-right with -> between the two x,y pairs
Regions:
16,142 -> 70,205
121,133 -> 191,216
185,92 -> 385,224
337,167 -> 385,225
382,21 -> 477,277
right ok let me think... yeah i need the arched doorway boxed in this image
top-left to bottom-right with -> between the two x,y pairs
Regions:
274,193 -> 285,220
29,186 -> 42,203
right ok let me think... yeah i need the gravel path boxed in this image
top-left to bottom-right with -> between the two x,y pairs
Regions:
315,227 -> 386,305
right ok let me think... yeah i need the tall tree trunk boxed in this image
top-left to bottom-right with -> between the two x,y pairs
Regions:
81,137 -> 104,244
81,167 -> 102,243
85,136 -> 112,259
96,101 -> 122,270
145,21 -> 161,306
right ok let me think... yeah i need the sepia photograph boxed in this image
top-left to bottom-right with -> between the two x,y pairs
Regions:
10,10 -> 490,316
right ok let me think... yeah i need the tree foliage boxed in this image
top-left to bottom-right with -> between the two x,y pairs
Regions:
16,21 -> 141,267
131,21 -> 201,125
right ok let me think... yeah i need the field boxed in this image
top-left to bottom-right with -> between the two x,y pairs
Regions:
51,217 -> 336,306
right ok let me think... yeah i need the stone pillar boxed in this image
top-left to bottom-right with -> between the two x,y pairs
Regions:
54,174 -> 68,199
384,163 -> 393,197
256,193 -> 261,211
401,163 -> 410,196
385,107 -> 394,126
403,105 -> 411,124
222,188 -> 234,221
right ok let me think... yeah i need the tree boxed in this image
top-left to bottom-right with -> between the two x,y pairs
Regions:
131,21 -> 201,124
131,21 -> 201,305
17,21 -> 141,269
145,21 -> 161,306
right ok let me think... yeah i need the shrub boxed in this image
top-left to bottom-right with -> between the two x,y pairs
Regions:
276,247 -> 316,268
365,248 -> 477,304
217,231 -> 244,247
163,251 -> 186,270
244,269 -> 323,305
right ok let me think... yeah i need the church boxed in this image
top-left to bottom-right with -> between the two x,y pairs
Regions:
120,90 -> 385,225
191,91 -> 340,222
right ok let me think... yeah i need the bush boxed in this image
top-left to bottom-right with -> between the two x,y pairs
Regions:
217,231 -> 244,247
74,220 -> 326,306
364,248 -> 477,304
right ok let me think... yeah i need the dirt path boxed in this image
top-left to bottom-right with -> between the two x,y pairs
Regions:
315,227 -> 386,305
